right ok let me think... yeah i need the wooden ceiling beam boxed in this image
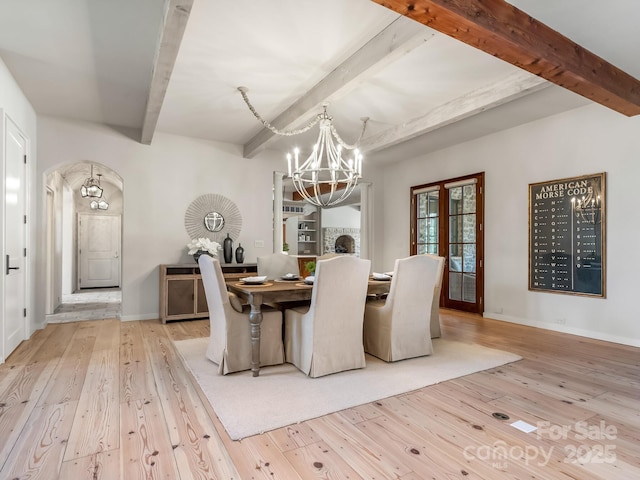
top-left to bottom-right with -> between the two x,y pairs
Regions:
140,0 -> 194,145
243,16 -> 434,158
291,183 -> 349,202
371,0 -> 640,117
361,70 -> 549,153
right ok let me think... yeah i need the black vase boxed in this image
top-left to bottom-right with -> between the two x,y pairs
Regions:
235,243 -> 244,264
223,233 -> 233,263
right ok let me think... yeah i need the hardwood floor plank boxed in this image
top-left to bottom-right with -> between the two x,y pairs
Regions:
0,401 -> 77,479
230,434 -> 304,480
36,323 -> 97,407
283,440 -> 363,479
140,321 -> 240,480
268,423 -> 321,452
307,412 -> 414,478
120,321 -> 158,403
63,322 -> 120,462
580,392 -> 640,428
355,413 -> 489,478
121,397 -> 181,479
402,388 -> 602,480
1,312 -> 638,479
0,359 -> 59,469
59,451 -> 120,479
2,323 -> 56,367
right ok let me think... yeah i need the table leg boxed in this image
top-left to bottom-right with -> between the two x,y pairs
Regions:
248,293 -> 263,377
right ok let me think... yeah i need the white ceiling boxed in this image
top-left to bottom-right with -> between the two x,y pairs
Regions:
1,0 -> 638,167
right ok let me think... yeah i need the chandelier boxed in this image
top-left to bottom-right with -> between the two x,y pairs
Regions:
238,87 -> 368,207
80,164 -> 103,198
90,197 -> 109,210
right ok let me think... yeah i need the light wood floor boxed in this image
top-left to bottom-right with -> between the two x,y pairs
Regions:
1,310 -> 638,479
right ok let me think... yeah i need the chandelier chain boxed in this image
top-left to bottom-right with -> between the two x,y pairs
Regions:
330,118 -> 368,150
238,87 -> 321,136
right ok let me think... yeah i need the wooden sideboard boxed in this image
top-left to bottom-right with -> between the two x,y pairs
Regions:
159,262 -> 257,323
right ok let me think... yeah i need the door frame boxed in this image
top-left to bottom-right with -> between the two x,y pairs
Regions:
410,172 -> 484,314
1,111 -> 30,363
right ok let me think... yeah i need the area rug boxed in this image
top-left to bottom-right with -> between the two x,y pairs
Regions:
174,337 -> 521,440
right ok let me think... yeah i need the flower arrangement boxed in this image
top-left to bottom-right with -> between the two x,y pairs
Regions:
187,237 -> 221,257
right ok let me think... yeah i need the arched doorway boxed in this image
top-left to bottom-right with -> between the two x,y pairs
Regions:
44,161 -> 124,322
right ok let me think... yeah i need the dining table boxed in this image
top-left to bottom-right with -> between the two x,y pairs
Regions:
226,277 -> 392,376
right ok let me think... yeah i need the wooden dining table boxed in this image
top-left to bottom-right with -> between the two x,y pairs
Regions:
226,277 -> 391,376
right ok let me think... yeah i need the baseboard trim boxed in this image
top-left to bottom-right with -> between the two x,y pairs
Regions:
483,312 -> 640,347
119,313 -> 159,322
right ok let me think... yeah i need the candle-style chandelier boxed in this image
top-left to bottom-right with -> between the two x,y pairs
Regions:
238,87 -> 368,207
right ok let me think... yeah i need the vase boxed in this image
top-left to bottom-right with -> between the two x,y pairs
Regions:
192,250 -> 208,263
235,243 -> 244,264
223,233 -> 233,263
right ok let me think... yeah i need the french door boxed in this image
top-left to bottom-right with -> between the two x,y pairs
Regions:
411,172 -> 484,314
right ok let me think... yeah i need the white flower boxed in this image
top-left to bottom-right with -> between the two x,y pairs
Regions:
187,237 -> 221,256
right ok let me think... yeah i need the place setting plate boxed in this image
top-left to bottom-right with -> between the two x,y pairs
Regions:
294,276 -> 315,286
371,272 -> 392,281
280,273 -> 300,281
238,276 -> 271,286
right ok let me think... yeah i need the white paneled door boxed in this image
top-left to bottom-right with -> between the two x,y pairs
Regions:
78,214 -> 121,289
4,116 -> 28,361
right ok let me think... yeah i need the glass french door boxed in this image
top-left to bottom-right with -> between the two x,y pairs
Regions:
411,173 -> 484,314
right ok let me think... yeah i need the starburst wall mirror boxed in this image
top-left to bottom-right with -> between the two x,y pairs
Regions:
184,194 -> 242,243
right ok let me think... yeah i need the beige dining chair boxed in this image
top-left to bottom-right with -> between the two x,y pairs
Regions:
198,255 -> 284,375
363,254 -> 444,362
257,252 -> 300,280
284,255 -> 371,378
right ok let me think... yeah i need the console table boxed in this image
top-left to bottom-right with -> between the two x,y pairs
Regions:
159,262 -> 257,323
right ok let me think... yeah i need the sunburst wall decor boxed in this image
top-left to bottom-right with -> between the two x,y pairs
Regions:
184,194 -> 242,243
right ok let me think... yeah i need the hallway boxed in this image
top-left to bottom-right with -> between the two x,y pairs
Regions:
46,288 -> 121,323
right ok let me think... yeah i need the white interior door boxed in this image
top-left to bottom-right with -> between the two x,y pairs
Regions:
78,213 -> 121,289
4,117 -> 27,359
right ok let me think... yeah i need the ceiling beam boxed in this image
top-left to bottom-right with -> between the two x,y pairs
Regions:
243,16 -> 435,158
371,0 -> 640,117
361,70 -> 549,153
140,0 -> 194,145
292,183 -> 348,202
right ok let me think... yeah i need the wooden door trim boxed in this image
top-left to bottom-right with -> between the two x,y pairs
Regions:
410,172 -> 484,314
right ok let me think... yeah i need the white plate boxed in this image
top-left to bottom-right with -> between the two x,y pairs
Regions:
240,276 -> 268,284
282,273 -> 299,280
372,272 -> 392,281
304,276 -> 315,285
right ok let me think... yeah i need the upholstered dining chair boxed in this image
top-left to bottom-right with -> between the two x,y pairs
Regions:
363,254 -> 445,362
198,255 -> 284,375
257,252 -> 300,280
284,255 -> 371,378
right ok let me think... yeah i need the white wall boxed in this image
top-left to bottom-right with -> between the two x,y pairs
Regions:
0,58 -> 38,355
321,205 -> 361,228
37,117 -> 283,320
377,104 -> 640,346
